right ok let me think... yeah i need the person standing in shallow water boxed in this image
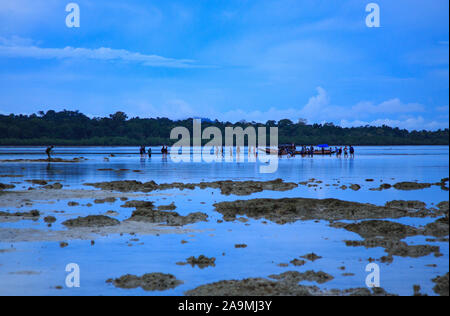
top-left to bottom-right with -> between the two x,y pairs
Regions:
139,145 -> 146,157
45,146 -> 54,161
350,145 -> 355,158
161,145 -> 168,156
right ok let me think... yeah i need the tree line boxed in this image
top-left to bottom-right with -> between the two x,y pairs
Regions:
0,110 -> 448,146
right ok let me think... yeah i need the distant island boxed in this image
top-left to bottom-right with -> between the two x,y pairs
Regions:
0,110 -> 448,146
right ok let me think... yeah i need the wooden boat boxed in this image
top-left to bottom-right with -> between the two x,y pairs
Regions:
312,150 -> 335,155
259,147 -> 335,156
258,147 -> 278,155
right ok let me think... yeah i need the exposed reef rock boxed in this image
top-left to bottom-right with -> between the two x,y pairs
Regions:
339,218 -> 447,261
337,217 -> 448,240
127,207 -> 207,226
424,216 -> 449,238
369,183 -> 392,191
84,179 -> 298,196
335,220 -> 421,240
121,200 -> 154,208
157,202 -> 177,211
177,255 -> 216,268
0,210 -> 40,218
25,180 -> 48,185
213,198 -> 438,224
43,183 -> 63,190
0,183 -> 15,190
107,273 -> 183,291
44,216 -> 57,224
185,273 -> 396,296
432,273 -> 449,296
268,270 -> 334,284
62,215 -> 120,228
393,182 -> 432,191
300,253 -> 322,262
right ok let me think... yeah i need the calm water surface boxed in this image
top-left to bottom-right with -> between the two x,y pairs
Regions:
0,146 -> 448,295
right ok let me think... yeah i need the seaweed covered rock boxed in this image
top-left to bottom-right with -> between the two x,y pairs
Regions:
393,182 -> 432,191
84,179 -> 298,196
157,202 -> 177,211
0,183 -> 15,190
424,216 -> 449,238
185,277 -> 314,296
432,273 -> 449,296
337,220 -> 421,239
127,208 -> 207,226
107,273 -> 183,291
369,183 -> 392,191
25,180 -> 48,185
62,215 -> 120,228
0,210 -> 40,218
385,200 -> 427,211
121,200 -> 154,208
300,253 -> 322,262
43,183 -> 63,190
177,255 -> 216,268
213,197 -> 428,224
44,216 -> 57,224
184,276 -> 396,296
268,270 -> 334,284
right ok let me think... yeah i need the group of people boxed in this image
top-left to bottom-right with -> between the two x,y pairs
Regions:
213,146 -> 256,157
298,145 -> 317,156
139,145 -> 170,157
335,146 -> 355,158
44,144 -> 355,160
279,144 -> 356,158
278,144 -> 297,156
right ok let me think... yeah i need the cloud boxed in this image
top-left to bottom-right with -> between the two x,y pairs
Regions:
210,87 -> 443,130
340,117 -> 448,131
0,36 -> 36,46
295,87 -> 425,122
350,98 -> 425,115
0,40 -> 198,68
121,86 -> 442,130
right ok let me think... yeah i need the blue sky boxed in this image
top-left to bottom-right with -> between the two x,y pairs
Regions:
0,0 -> 448,130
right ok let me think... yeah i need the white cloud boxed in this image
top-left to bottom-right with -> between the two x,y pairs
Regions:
351,99 -> 425,115
341,117 -> 448,131
212,87 -> 444,130
124,87 -> 443,131
0,36 -> 36,46
291,87 -> 425,123
0,40 -> 198,68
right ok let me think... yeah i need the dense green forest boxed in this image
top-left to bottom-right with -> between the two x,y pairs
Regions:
0,110 -> 448,146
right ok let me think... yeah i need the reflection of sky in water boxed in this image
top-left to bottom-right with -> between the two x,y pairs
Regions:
0,146 -> 448,295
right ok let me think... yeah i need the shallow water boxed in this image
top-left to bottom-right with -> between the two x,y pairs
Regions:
0,146 -> 448,296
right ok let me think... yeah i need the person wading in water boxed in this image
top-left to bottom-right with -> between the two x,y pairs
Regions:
139,146 -> 146,157
350,145 -> 355,158
46,146 -> 54,161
